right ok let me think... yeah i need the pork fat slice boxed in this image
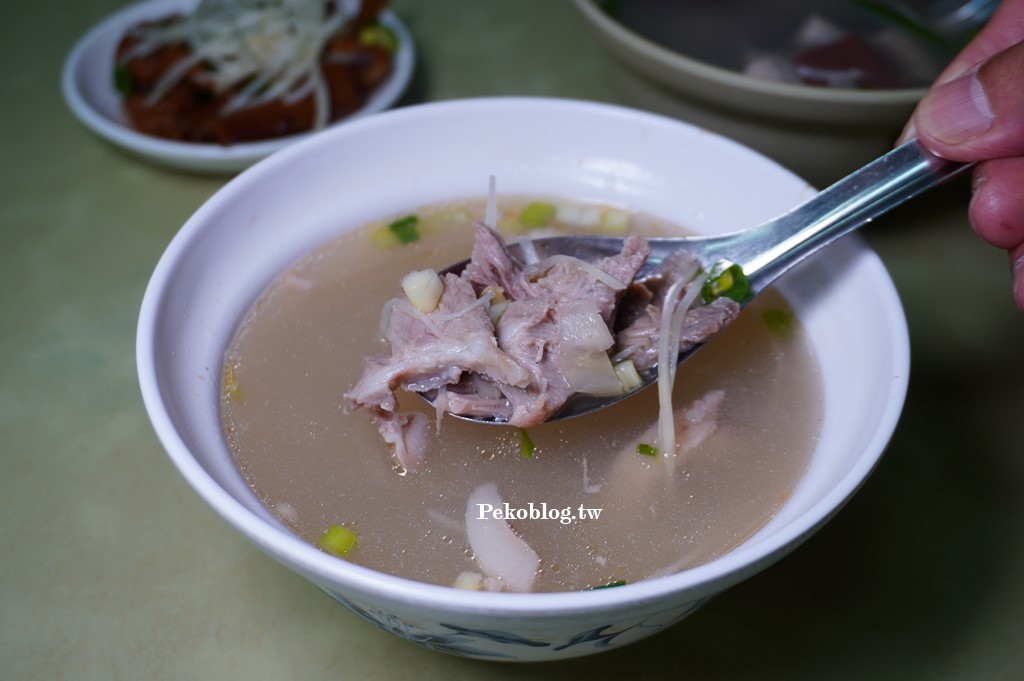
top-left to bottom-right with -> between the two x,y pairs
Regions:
465,483 -> 541,592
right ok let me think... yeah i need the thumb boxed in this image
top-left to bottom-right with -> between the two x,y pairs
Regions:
913,39 -> 1024,162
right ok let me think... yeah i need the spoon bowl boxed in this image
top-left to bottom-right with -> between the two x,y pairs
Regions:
429,140 -> 969,423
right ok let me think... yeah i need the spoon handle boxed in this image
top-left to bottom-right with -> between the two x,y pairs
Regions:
734,140 -> 973,296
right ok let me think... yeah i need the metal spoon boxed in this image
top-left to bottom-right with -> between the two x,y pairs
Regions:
429,140 -> 971,423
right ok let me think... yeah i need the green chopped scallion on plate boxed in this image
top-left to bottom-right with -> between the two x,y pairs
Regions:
358,20 -> 399,53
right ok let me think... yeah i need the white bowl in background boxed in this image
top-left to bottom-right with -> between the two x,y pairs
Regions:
137,97 -> 909,661
572,0 -> 927,187
62,0 -> 414,174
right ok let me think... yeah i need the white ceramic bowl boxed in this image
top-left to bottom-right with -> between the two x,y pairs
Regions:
137,97 -> 909,661
572,0 -> 925,187
62,0 -> 414,174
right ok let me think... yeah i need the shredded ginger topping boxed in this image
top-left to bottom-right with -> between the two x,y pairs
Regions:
656,265 -> 708,464
120,0 -> 359,128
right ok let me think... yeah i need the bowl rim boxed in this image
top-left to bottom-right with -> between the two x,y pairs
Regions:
137,96 -> 909,618
572,0 -> 927,106
60,0 -> 415,173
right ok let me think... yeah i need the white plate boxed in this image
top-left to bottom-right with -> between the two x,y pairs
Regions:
61,0 -> 415,173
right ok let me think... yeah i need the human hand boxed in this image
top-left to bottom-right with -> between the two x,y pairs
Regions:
901,0 -> 1024,311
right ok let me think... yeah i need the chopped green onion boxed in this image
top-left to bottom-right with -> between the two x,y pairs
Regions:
589,579 -> 627,589
358,20 -> 399,53
518,428 -> 535,458
636,443 -> 658,457
318,524 -> 358,557
388,215 -> 420,244
702,262 -> 751,303
370,224 -> 400,249
223,362 -> 242,403
417,207 -> 470,237
762,308 -> 792,335
519,201 -> 556,228
614,359 -> 643,391
600,209 -> 630,235
453,571 -> 484,590
113,63 -> 134,94
482,286 -> 509,324
488,299 -> 509,325
481,285 -> 506,304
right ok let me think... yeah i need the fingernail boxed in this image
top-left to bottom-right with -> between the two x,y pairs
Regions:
971,167 -> 987,192
896,119 -> 916,145
918,70 -> 994,145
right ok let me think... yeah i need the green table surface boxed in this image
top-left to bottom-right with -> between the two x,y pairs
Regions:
4,1 -> 1023,678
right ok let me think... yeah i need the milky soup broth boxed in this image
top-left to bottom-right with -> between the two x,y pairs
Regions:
221,197 -> 823,592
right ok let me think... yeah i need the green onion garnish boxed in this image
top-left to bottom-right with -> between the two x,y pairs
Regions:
388,215 -> 420,244
358,20 -> 399,53
762,308 -> 791,335
318,524 -> 358,557
702,262 -> 751,303
114,63 -> 134,94
589,579 -> 627,589
518,428 -> 535,458
636,443 -> 658,457
222,362 -> 242,403
519,201 -> 556,228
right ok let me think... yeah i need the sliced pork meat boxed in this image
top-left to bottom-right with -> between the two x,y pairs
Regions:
463,224 -> 528,299
345,272 -> 532,470
377,411 -> 432,472
674,389 -> 726,452
348,273 -> 530,406
614,297 -> 740,371
613,250 -> 740,371
346,221 -> 743,469
491,297 -> 574,427
594,233 -> 651,305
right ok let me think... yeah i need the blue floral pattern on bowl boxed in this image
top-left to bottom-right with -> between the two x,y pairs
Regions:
322,588 -> 708,660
